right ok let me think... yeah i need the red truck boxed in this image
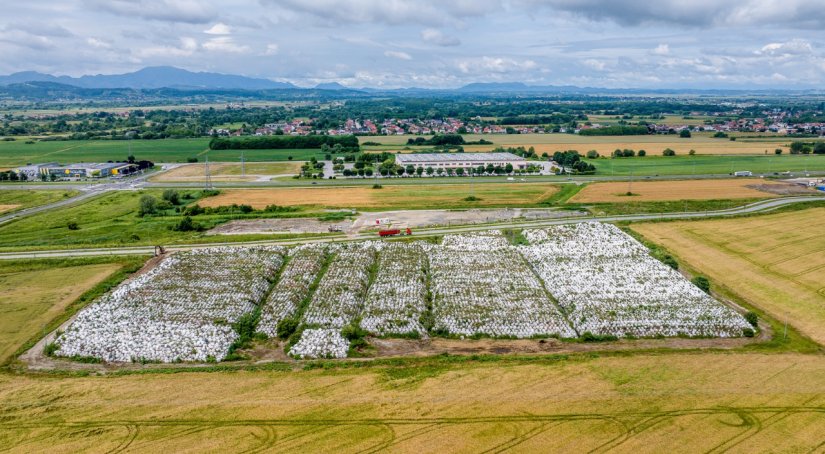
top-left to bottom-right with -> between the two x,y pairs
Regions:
378,228 -> 412,237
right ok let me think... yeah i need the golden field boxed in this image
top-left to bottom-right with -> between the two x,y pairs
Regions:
2,353 -> 825,452
633,208 -> 825,345
2,202 -> 825,451
150,162 -> 304,182
198,183 -> 559,210
570,178 -> 784,203
0,263 -> 121,363
0,204 -> 20,213
365,133 -> 799,155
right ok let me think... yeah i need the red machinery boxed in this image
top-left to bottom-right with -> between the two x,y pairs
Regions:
378,228 -> 412,237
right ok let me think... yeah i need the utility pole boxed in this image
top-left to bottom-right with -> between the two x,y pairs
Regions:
628,168 -> 633,195
205,154 -> 213,190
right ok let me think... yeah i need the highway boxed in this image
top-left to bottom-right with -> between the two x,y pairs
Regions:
0,195 -> 821,260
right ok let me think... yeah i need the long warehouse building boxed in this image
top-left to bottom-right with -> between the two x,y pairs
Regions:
394,152 -> 527,169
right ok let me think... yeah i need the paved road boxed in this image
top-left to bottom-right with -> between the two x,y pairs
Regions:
1,195 -> 820,260
0,170 -> 156,225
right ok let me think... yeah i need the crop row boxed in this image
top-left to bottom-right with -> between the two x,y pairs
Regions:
257,244 -> 328,338
55,247 -> 284,362
429,232 -> 575,338
521,223 -> 751,338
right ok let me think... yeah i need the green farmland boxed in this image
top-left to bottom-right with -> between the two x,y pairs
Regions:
589,154 -> 825,176
0,139 -> 328,166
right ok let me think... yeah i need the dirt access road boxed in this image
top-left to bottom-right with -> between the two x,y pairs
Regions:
208,208 -> 588,235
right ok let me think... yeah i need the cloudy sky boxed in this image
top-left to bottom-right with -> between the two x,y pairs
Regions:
2,0 -> 824,88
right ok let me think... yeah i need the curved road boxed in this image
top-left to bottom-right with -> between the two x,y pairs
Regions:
1,195 -> 821,260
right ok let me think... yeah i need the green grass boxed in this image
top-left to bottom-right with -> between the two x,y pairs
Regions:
0,190 -> 79,213
0,256 -> 147,366
0,190 -> 332,251
579,198 -> 765,216
0,138 -> 329,166
590,154 -> 825,176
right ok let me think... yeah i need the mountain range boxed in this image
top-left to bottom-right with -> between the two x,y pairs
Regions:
0,66 -> 296,90
1,66 -> 821,95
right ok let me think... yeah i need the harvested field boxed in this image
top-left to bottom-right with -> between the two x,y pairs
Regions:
367,133 -> 801,155
0,262 -> 121,363
570,178 -> 788,203
151,162 -> 304,182
198,184 -> 559,210
633,208 -> 825,345
0,204 -> 20,213
3,353 -> 825,451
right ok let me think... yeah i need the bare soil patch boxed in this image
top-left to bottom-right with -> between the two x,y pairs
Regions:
208,218 -> 347,235
207,208 -> 585,236
0,204 -> 21,213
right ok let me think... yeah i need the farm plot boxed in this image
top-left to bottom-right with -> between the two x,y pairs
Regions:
520,223 -> 750,338
257,245 -> 328,338
54,247 -> 283,363
301,243 -> 376,329
569,179 -> 784,203
429,231 -> 575,338
361,242 -> 428,336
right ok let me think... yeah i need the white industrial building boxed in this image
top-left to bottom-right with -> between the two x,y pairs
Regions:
395,152 -> 527,169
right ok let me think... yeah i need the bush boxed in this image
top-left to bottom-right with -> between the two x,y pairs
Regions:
372,184 -> 383,189
463,196 -> 481,201
342,319 -> 369,350
691,276 -> 711,293
162,189 -> 180,205
680,129 -> 691,138
581,331 -> 618,342
662,148 -> 676,156
743,328 -> 755,338
276,317 -> 299,339
661,255 -> 678,270
186,157 -> 198,163
66,221 -> 79,230
586,150 -> 599,159
138,195 -> 158,216
744,311 -> 758,328
44,342 -> 59,356
172,216 -> 199,232
638,150 -> 646,157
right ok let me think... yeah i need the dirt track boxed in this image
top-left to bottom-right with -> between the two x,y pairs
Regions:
207,208 -> 589,236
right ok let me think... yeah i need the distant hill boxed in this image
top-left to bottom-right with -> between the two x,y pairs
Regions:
0,66 -> 295,90
314,82 -> 349,90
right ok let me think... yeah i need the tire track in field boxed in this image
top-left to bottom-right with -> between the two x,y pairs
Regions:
106,424 -> 139,454
2,406 -> 825,451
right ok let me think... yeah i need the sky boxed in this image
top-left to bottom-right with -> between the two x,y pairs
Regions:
1,0 -> 824,89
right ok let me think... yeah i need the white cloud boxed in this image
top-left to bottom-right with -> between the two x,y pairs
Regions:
204,23 -> 232,35
582,59 -> 606,70
457,56 -> 537,74
262,0 -> 499,26
136,37 -> 197,58
758,39 -> 813,56
86,0 -> 215,24
384,50 -> 412,60
651,43 -> 670,55
421,28 -> 461,47
203,36 -> 250,53
519,0 -> 825,28
87,38 -> 111,49
264,43 -> 279,55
